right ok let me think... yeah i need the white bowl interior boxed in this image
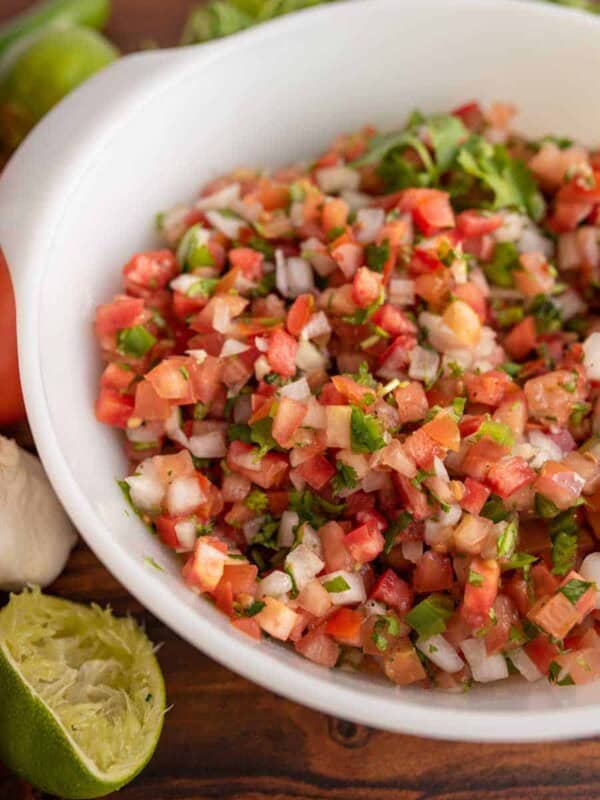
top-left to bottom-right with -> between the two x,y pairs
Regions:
6,0 -> 600,739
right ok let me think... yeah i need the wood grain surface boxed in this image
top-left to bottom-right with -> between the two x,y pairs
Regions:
2,1 -> 600,798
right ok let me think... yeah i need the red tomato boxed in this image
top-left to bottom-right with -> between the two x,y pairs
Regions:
370,568 -> 413,613
382,639 -> 426,685
352,267 -> 382,308
525,634 -> 561,675
421,411 -> 460,452
295,454 -> 336,491
377,334 -> 418,374
123,250 -> 177,293
460,478 -> 490,516
393,381 -> 429,425
412,551 -> 454,593
322,197 -> 349,232
229,247 -> 264,280
408,190 -> 455,236
344,521 -> 385,563
371,304 -> 416,337
456,210 -> 502,238
504,574 -> 531,617
214,580 -> 235,617
464,369 -> 512,407
286,294 -> 314,336
226,441 -> 289,489
100,362 -> 133,393
486,457 -> 536,499
295,627 -> 340,667
460,557 -> 500,629
524,369 -> 587,428
94,295 -> 145,337
534,461 -> 585,510
146,357 -> 195,403
402,427 -> 442,470
462,438 -> 510,482
231,617 -> 262,640
530,563 -> 560,600
325,608 -> 363,646
267,328 -> 298,377
452,101 -> 484,129
133,380 -> 172,421
320,521 -> 353,572
452,282 -> 487,323
503,316 -> 537,360
0,251 -> 25,424
155,515 -> 184,549
95,387 -> 134,428
484,594 -> 516,655
272,397 -> 308,447
393,473 -> 432,521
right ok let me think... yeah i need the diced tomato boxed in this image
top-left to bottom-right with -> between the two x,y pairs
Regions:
100,362 -> 133,392
255,597 -> 298,641
393,473 -> 432,521
515,252 -> 555,298
530,563 -> 560,601
525,634 -> 561,675
182,537 -> 228,593
484,594 -> 517,655
214,579 -> 234,617
222,563 -> 258,595
460,477 -> 490,515
393,381 -> 428,425
226,441 -> 289,489
528,570 -> 596,639
95,387 -> 134,429
402,427 -> 442,470
370,568 -> 413,613
322,197 -> 349,232
452,281 -> 487,323
549,200 -> 593,233
461,557 -> 500,629
464,370 -> 512,407
412,551 -> 454,593
407,189 -> 455,236
456,210 -> 502,238
231,617 -> 261,640
295,454 -> 336,491
382,638 -> 426,685
344,521 -> 385,563
408,247 -> 445,276
421,411 -> 460,452
146,357 -> 195,403
534,461 -> 585,511
286,294 -> 314,337
267,328 -> 298,377
486,457 -> 536,499
133,379 -> 171,421
371,304 -> 416,337
452,101 -> 484,130
553,648 -> 600,685
524,369 -> 588,428
325,608 -> 363,646
320,521 -> 353,572
229,247 -> 264,280
123,250 -> 178,293
503,316 -> 537,360
462,438 -> 510,482
94,295 -> 145,338
272,397 -> 307,447
295,627 -> 340,667
504,574 -> 531,617
352,267 -> 382,308
377,334 -> 418,374
152,450 -> 195,484
155,515 -> 184,549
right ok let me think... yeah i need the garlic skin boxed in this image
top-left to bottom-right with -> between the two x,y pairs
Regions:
0,437 -> 76,590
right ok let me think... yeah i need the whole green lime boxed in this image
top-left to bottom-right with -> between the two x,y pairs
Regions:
0,25 -> 118,148
0,588 -> 165,799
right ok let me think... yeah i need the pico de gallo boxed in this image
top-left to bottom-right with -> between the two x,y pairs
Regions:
94,101 -> 600,691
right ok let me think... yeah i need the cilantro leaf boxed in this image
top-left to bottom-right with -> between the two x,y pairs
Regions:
350,406 -> 385,454
245,488 -> 269,513
243,600 -> 266,617
384,511 -> 413,554
250,416 -> 277,459
323,576 -> 351,593
427,113 -> 469,174
559,578 -> 593,605
365,241 -> 390,273
483,241 -> 520,288
331,461 -> 358,494
551,531 -> 578,577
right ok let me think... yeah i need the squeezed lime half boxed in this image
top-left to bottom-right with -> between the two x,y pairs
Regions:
0,588 -> 165,799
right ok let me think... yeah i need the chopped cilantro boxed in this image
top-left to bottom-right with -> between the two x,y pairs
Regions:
245,489 -> 269,513
534,493 -> 561,519
384,512 -> 413,554
187,277 -> 219,298
529,294 -> 562,333
548,509 -> 579,538
289,490 -> 345,528
350,406 -> 385,454
548,660 -> 561,683
509,624 -> 527,645
323,576 -> 351,593
467,569 -> 484,587
496,305 -> 524,328
332,461 -> 358,494
371,615 -> 400,651
497,518 -> 518,559
501,552 -> 539,572
570,402 -> 591,427
557,673 -> 576,687
250,416 -> 277,459
352,361 -> 377,388
227,423 -> 252,444
480,495 -> 508,523
365,241 -> 390,273
499,361 -> 523,379
243,600 -> 266,617
405,593 -> 454,639
193,402 -> 208,420
476,418 -> 515,448
551,531 -> 578,577
251,515 -> 280,550
559,578 -> 593,605
144,556 -> 165,573
249,271 -> 276,298
116,325 -> 156,357
246,236 -> 275,260
483,241 -> 520,288
342,288 -> 385,325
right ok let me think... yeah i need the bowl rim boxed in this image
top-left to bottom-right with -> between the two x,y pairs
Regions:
7,0 -> 600,742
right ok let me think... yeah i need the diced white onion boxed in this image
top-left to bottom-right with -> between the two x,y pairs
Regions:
280,377 -> 311,401
315,166 -> 360,193
363,599 -> 388,617
275,249 -> 289,296
125,473 -> 165,512
320,570 -> 366,605
287,257 -> 315,297
195,182 -> 241,211
299,523 -> 323,557
579,552 -> 600,609
355,208 -> 385,244
388,278 -> 415,307
212,298 -> 231,334
186,348 -> 208,364
285,544 -> 325,591
296,340 -> 327,371
289,469 -> 306,491
166,476 -> 204,516
170,274 -> 204,294
528,429 -> 563,469
554,289 -> 586,321
409,345 -> 440,384
243,515 -> 265,544
220,339 -> 249,358
583,332 -> 600,381
517,225 -> 553,258
509,647 -> 543,682
126,421 -> 163,444
460,638 -> 509,683
174,519 -> 197,551
433,456 -> 449,481
206,209 -> 245,240
419,312 -> 464,353
259,570 -> 293,598
340,190 -> 372,211
361,470 -> 391,493
254,355 -> 271,381
188,431 -> 227,459
402,539 -> 423,563
417,635 -> 464,673
301,312 -> 331,341
278,510 -> 299,547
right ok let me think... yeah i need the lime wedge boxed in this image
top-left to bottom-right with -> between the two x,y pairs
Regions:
0,588 -> 165,799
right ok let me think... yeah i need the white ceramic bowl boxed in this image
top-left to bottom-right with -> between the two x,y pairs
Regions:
2,0 -> 600,742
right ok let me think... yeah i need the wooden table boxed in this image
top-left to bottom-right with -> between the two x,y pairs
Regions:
3,1 -> 600,798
